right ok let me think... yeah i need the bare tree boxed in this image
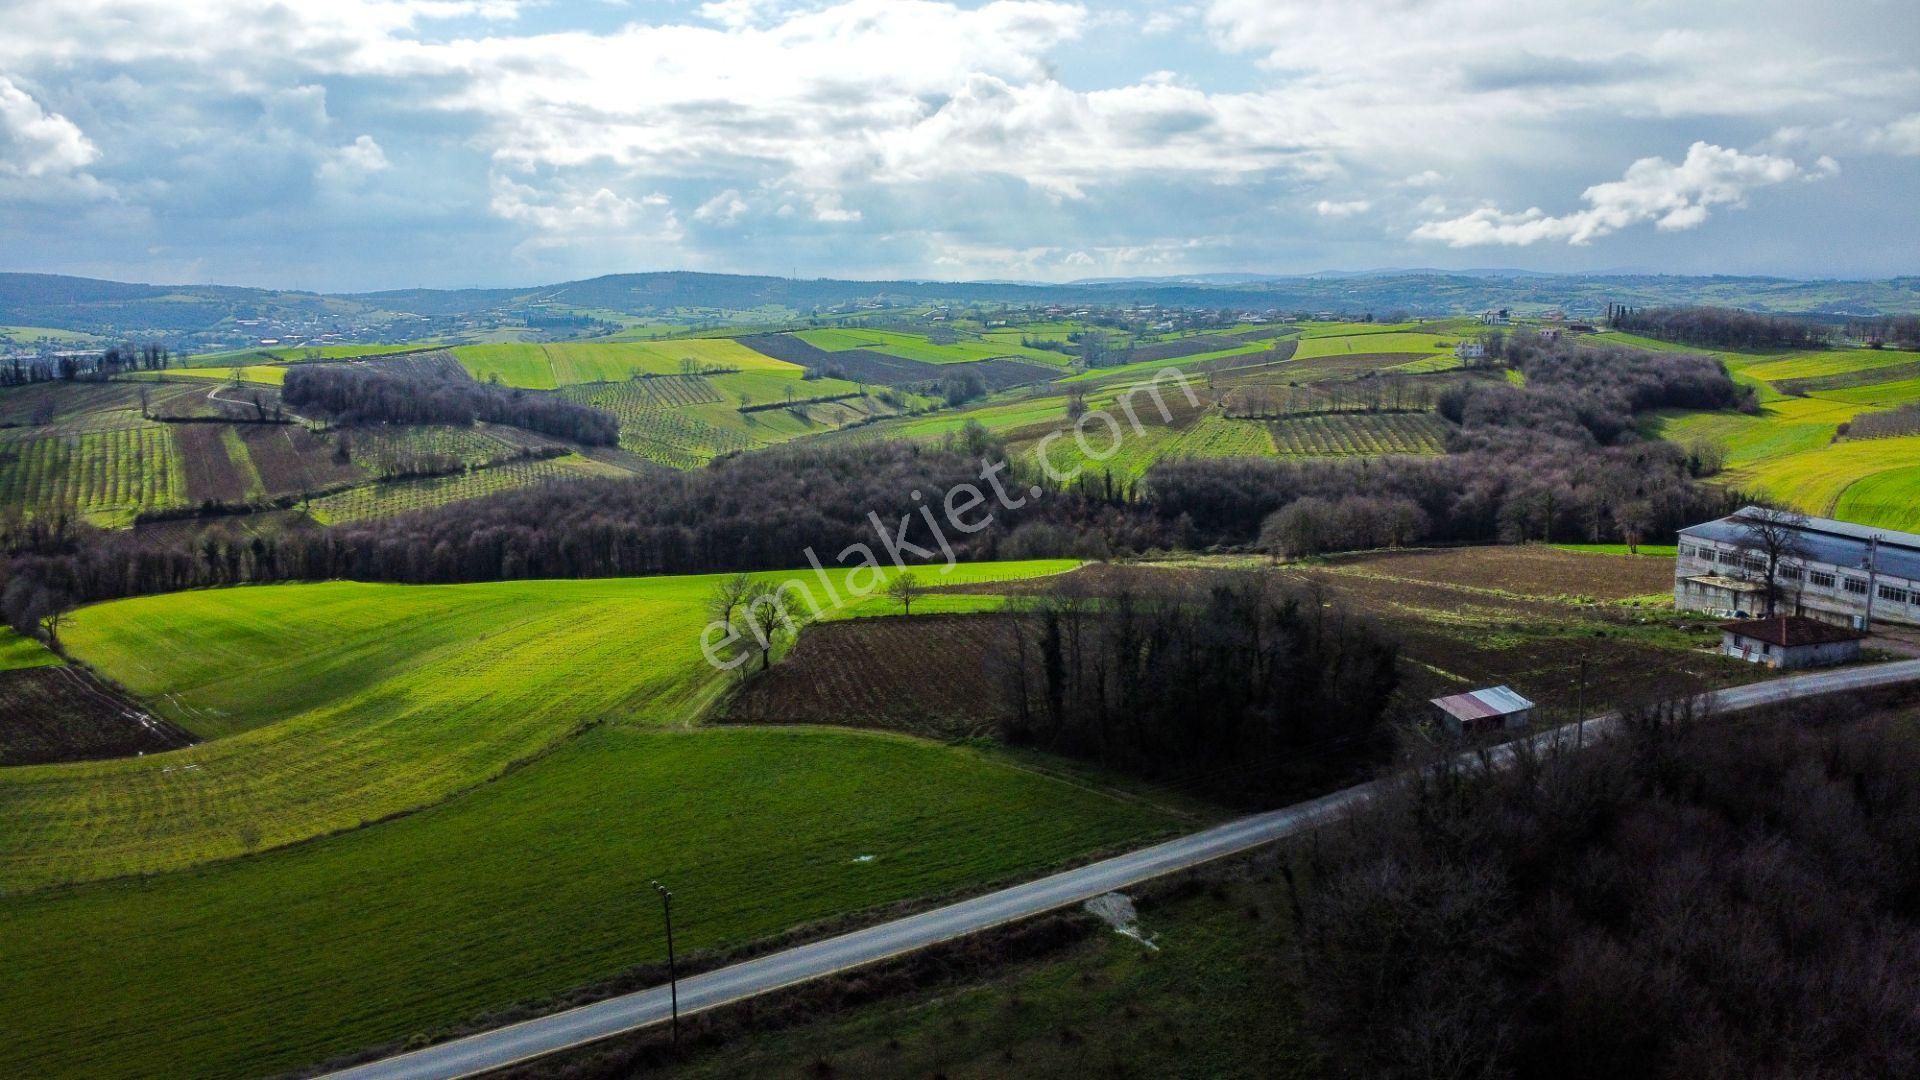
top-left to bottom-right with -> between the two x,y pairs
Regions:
736,579 -> 806,671
887,571 -> 923,616
1614,500 -> 1656,555
1731,504 -> 1813,616
707,572 -> 755,628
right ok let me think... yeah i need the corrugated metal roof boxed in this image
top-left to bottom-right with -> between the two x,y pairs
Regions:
1430,684 -> 1535,722
1680,507 -> 1920,583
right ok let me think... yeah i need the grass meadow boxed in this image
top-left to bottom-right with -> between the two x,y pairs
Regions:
0,724 -> 1175,1080
795,327 -> 1066,366
153,364 -> 288,385
0,627 -> 61,671
450,340 -> 799,388
1635,338 -> 1920,531
3,561 -> 1078,892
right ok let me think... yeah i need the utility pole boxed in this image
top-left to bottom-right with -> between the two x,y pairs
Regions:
651,880 -> 679,1045
1864,536 -> 1880,633
1575,655 -> 1588,749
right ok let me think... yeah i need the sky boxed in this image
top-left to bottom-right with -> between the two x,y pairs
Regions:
0,0 -> 1916,292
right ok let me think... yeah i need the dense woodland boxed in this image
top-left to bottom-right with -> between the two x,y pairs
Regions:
995,575 -> 1399,804
1294,695 -> 1920,1079
1605,303 -> 1831,349
1848,314 -> 1920,349
2,339 -> 1748,632
282,366 -> 619,445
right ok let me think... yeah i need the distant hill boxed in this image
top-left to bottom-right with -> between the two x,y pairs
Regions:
3,269 -> 1918,349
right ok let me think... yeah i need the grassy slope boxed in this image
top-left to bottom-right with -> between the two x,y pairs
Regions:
152,364 -> 288,385
1729,435 -> 1920,519
0,725 -> 1175,1080
796,328 -> 1065,366
0,628 -> 61,671
2,562 -> 1077,891
1834,466 -> 1920,531
668,871 -> 1314,1080
1631,336 -> 1920,529
1293,330 -> 1458,360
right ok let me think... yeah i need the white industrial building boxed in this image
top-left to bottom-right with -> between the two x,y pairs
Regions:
1675,508 -> 1920,630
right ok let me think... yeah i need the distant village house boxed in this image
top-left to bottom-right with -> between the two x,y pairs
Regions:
1719,615 -> 1866,670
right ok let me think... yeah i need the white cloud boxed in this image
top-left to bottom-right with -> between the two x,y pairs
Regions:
693,188 -> 749,225
1869,114 -> 1920,156
809,192 -> 861,223
489,173 -> 678,245
1314,198 -> 1370,218
0,0 -> 1914,280
1140,6 -> 1195,36
0,74 -> 105,194
1412,142 -> 1824,247
317,134 -> 390,185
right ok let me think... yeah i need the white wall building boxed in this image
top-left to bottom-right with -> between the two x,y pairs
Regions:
1675,508 -> 1920,629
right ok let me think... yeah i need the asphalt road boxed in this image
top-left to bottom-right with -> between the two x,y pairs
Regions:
325,658 -> 1920,1080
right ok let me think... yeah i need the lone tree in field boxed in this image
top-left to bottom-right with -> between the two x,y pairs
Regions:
707,575 -> 806,672
887,571 -> 923,616
1732,504 -> 1813,616
708,573 -> 755,628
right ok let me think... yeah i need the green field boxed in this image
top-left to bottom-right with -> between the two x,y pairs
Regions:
267,344 -> 442,361
148,364 -> 287,385
1833,465 -> 1920,531
1740,347 -> 1920,383
446,343 -> 563,388
1058,341 -> 1275,385
0,627 -> 61,671
670,864 -> 1310,1080
0,724 -> 1174,1080
796,327 -> 1065,366
1811,376 -> 1920,408
3,561 -> 1078,891
1549,543 -> 1681,558
1163,412 -> 1279,458
1640,339 -> 1920,529
451,340 -> 799,388
0,324 -> 104,346
1293,330 -> 1459,360
1724,434 -> 1920,519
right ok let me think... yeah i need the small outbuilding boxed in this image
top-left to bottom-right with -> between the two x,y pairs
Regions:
1719,615 -> 1866,670
1431,685 -> 1536,736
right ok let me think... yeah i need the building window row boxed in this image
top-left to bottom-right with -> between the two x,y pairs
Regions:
1881,584 -> 1912,605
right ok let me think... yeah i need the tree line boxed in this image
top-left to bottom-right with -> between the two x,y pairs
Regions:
1847,314 -> 1920,350
1845,403 -> 1920,441
1605,303 -> 1831,349
994,573 -> 1399,805
0,343 -> 172,387
281,366 -> 618,445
